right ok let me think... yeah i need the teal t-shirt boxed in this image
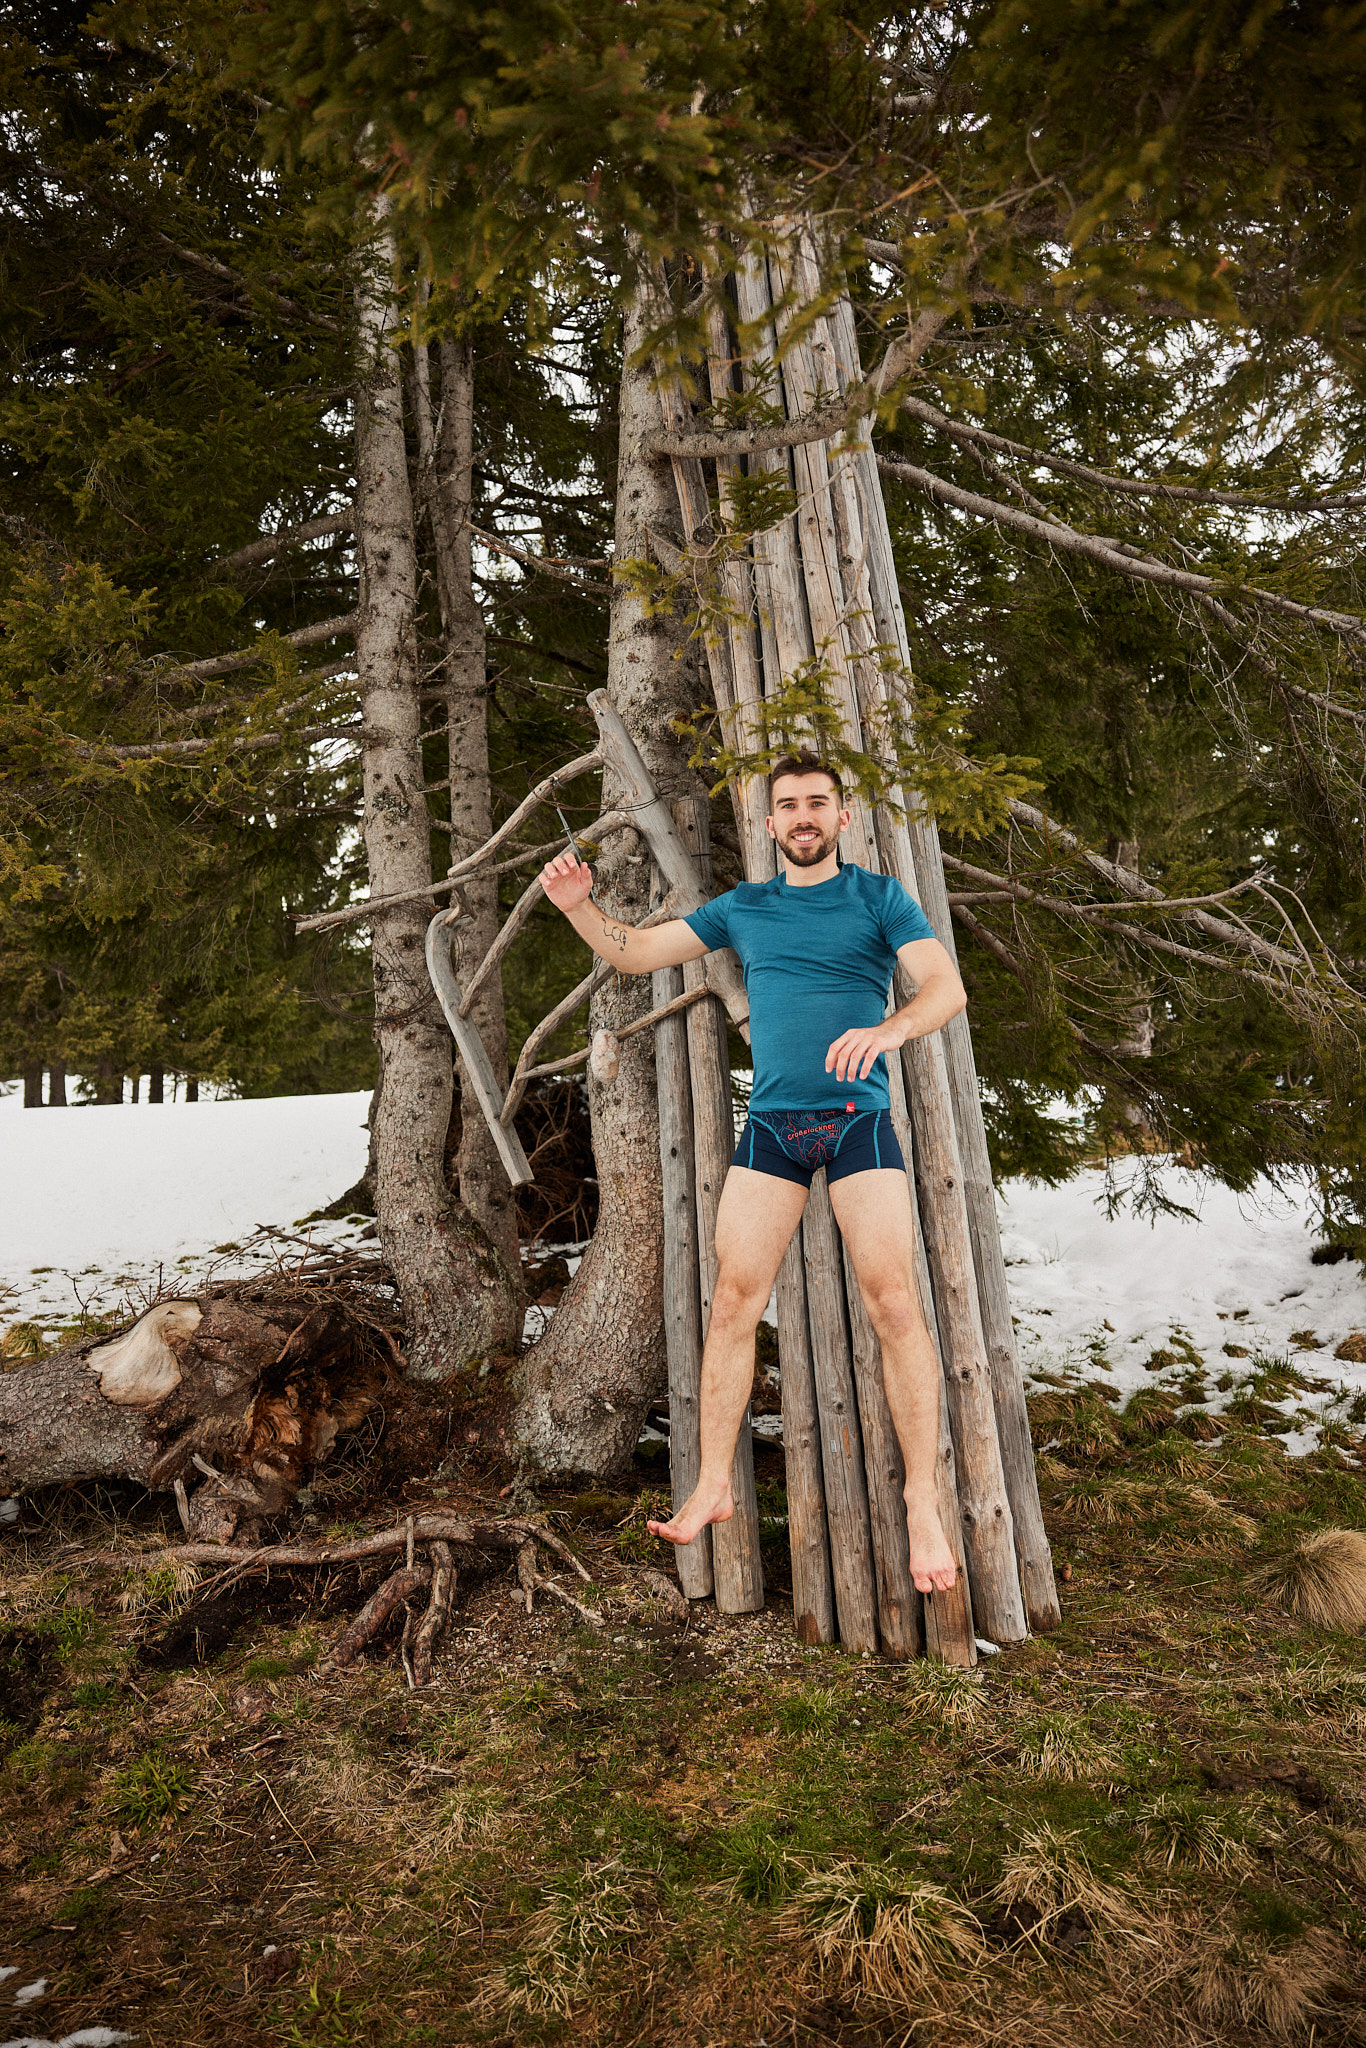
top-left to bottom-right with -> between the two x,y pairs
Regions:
683,863 -> 935,1111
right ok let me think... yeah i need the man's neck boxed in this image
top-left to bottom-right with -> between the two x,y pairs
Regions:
780,851 -> 841,888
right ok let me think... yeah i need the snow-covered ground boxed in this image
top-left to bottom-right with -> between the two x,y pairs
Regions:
3,1086 -> 1363,1449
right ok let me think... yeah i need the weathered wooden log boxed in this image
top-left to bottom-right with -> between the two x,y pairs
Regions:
773,1235 -> 837,1644
0,1297 -> 384,1544
654,959 -> 714,1600
839,1246 -> 923,1661
101,1514 -> 591,1581
826,290 -> 1060,1635
674,798 -> 765,1615
801,1174 -> 879,1654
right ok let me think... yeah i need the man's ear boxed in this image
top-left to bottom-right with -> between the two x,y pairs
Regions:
764,815 -> 776,838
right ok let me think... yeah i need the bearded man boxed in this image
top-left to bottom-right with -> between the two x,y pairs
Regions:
539,748 -> 964,1593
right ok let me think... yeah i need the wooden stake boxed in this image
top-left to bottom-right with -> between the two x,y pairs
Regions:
773,1236 -> 836,1644
675,799 -> 764,1615
839,1245 -> 923,1661
801,1173 -> 879,1654
654,960 -> 713,1601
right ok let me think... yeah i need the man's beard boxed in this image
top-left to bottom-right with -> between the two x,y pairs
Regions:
777,822 -> 839,867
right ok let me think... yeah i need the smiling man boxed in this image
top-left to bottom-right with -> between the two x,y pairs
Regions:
538,748 -> 965,1594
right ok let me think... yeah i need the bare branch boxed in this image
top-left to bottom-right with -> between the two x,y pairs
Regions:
67,719 -> 365,764
150,613 -> 358,689
898,396 -> 1366,514
445,750 -> 603,882
471,524 -> 611,594
215,514 -> 355,576
878,454 -> 1366,643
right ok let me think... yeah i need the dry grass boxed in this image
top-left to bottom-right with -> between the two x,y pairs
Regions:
1251,1528 -> 1366,1630
475,1858 -> 645,2020
784,1861 -> 983,2008
1314,1823 -> 1366,1882
900,1659 -> 986,1731
993,1825 -> 1145,1946
1263,1652 -> 1366,1733
1015,1714 -> 1109,1783
1190,1926 -> 1351,2040
1056,1478 -> 1254,1547
1136,1791 -> 1258,1875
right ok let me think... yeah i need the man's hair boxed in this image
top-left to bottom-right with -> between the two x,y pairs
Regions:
769,747 -> 844,802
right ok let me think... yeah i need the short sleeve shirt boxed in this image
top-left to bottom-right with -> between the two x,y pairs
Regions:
683,863 -> 935,1110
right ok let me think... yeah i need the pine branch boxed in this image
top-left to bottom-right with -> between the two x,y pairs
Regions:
66,720 -> 366,764
149,614 -> 357,688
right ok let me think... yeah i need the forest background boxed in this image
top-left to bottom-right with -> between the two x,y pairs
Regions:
3,0 -> 1366,1472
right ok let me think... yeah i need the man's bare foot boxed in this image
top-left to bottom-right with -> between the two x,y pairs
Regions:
904,1494 -> 958,1594
648,1477 -> 735,1547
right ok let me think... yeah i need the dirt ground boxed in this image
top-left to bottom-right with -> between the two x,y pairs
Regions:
3,1376 -> 1365,2048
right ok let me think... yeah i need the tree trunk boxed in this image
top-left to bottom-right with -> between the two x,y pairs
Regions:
48,1060 -> 66,1107
509,282 -> 703,1477
146,1064 -> 162,1105
95,1059 -> 122,1105
23,1063 -> 43,1107
185,1076 -> 199,1102
354,209 -> 518,1380
409,329 -> 521,1280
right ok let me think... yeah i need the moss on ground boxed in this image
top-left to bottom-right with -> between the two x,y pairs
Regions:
1,1396 -> 1364,2046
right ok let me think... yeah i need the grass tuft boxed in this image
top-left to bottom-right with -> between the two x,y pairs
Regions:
1016,1713 -> 1107,1782
785,1861 -> 983,2007
775,1684 -> 840,1739
1137,1791 -> 1257,1874
721,1818 -> 791,1907
1190,1926 -> 1348,2039
1251,1528 -> 1366,1630
900,1659 -> 985,1731
994,1824 -> 1141,1944
112,1750 -> 191,1829
1264,1653 -> 1366,1731
477,1859 -> 644,2019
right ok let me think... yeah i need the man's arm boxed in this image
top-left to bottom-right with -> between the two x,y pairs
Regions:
539,850 -> 710,974
825,936 -> 967,1084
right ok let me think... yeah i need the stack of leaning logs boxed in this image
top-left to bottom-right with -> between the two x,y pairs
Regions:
646,232 -> 1061,1665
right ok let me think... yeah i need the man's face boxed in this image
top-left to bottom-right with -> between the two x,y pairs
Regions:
767,774 -> 848,866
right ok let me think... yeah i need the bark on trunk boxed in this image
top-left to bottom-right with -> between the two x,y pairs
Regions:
354,211 -> 518,1379
23,1064 -> 42,1107
510,283 -> 704,1478
146,1064 -> 162,1105
411,332 -> 521,1280
48,1060 -> 67,1107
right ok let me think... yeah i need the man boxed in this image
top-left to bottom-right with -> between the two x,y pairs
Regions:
539,749 -> 963,1593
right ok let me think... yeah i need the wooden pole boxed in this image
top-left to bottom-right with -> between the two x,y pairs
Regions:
801,1173 -> 880,1654
773,1234 -> 836,1643
839,1247 -> 923,1660
824,292 -> 1060,1635
654,961 -> 713,1600
675,798 -> 764,1614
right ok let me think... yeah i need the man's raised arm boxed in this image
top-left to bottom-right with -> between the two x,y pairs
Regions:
539,850 -> 709,975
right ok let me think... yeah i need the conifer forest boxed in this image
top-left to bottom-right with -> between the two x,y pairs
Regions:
3,5 -> 1366,2044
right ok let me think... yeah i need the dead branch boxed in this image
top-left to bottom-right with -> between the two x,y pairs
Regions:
323,1563 -> 430,1670
68,718 -> 364,764
877,454 -> 1366,644
511,981 -> 711,1089
898,395 -> 1366,514
469,524 -> 612,594
214,515 -> 355,576
453,810 -> 630,1009
445,751 -> 604,882
411,1541 -> 455,1687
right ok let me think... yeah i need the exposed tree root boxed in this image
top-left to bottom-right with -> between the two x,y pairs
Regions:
96,1513 -> 598,1686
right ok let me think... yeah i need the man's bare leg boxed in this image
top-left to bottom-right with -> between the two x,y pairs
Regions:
829,1169 -> 958,1594
647,1165 -> 808,1546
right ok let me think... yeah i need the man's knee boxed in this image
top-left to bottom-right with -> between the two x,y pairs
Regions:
711,1268 -> 768,1331
862,1277 -> 921,1342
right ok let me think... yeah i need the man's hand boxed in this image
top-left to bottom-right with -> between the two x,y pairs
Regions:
540,848 -> 594,912
825,1020 -> 906,1084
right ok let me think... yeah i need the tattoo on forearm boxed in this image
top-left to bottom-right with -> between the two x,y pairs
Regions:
600,916 -> 631,954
